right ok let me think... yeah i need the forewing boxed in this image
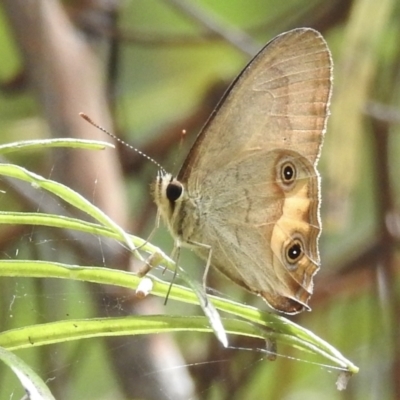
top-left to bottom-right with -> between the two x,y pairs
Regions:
178,28 -> 332,184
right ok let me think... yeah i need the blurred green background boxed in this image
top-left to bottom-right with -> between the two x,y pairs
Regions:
0,0 -> 399,399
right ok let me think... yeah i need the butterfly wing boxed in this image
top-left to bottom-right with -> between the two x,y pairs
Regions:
178,28 -> 332,313
179,28 -> 331,181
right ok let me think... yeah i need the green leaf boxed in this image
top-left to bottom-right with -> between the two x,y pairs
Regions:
0,163 -> 135,251
0,259 -> 359,374
0,138 -> 113,154
0,346 -> 55,400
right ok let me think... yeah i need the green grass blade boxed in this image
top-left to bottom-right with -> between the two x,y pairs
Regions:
0,259 -> 359,373
0,138 -> 113,154
0,346 -> 55,400
0,163 -> 135,251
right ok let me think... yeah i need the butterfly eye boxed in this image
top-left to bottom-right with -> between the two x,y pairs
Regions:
281,162 -> 296,184
166,181 -> 183,202
286,240 -> 303,264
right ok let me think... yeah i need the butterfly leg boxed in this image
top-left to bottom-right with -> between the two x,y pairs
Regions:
136,212 -> 162,276
186,240 -> 213,291
202,246 -> 213,291
163,241 -> 182,304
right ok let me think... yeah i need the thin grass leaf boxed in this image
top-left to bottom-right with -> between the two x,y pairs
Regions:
0,315 -> 355,373
0,138 -> 113,154
0,164 -> 135,252
0,316 -> 259,351
0,259 -> 359,374
0,211 -> 120,239
0,346 -> 55,400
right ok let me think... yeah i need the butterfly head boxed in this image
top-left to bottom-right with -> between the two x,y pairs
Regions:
153,171 -> 185,228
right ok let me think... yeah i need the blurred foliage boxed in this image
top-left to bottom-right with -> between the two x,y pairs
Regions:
0,0 -> 399,399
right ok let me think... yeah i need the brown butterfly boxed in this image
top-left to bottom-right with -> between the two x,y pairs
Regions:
154,28 -> 332,314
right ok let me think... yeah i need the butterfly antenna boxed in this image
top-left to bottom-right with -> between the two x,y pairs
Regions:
79,112 -> 167,175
